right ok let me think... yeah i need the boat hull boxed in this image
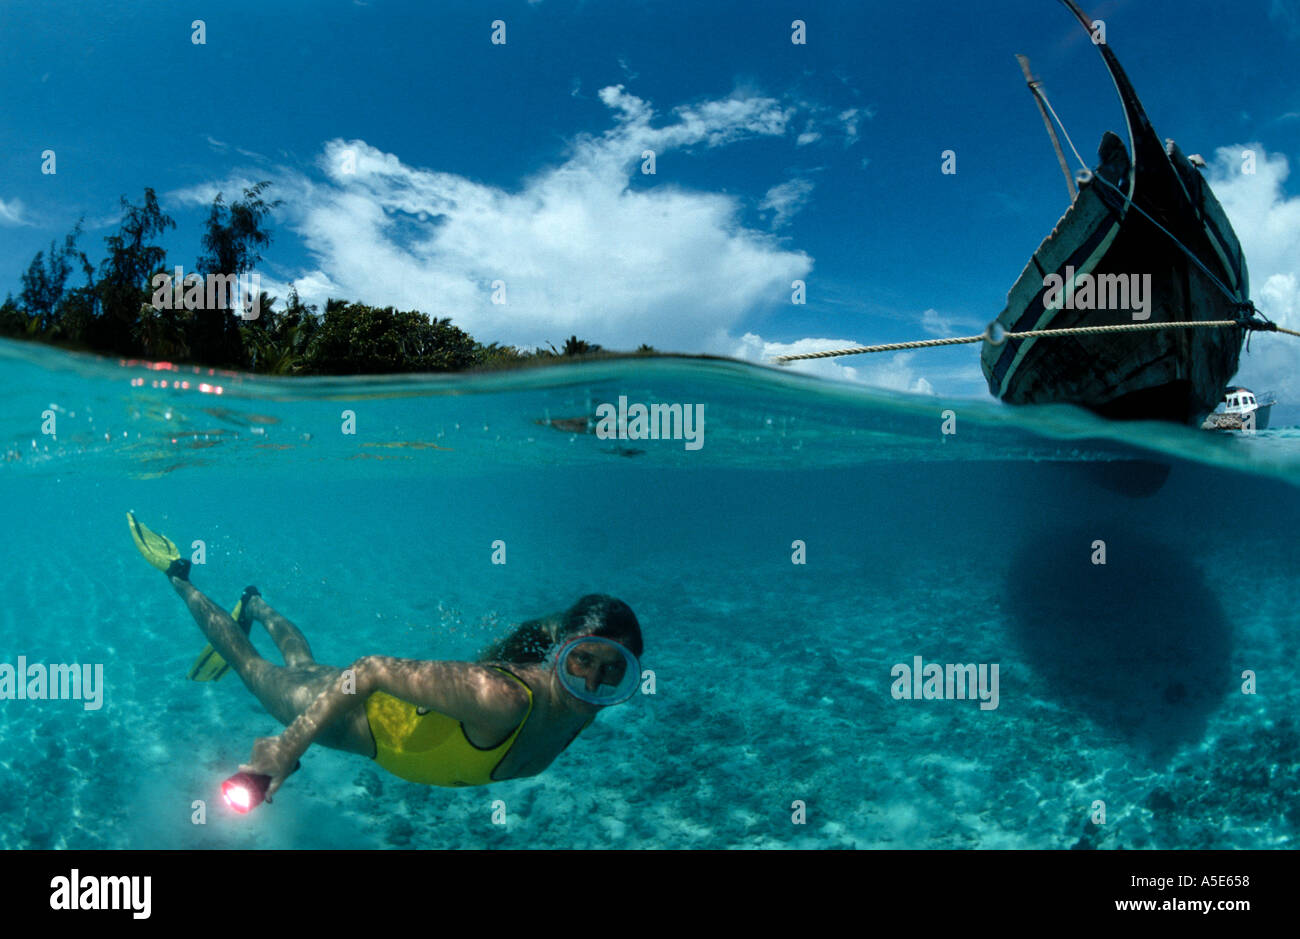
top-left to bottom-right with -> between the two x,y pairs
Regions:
1202,403 -> 1272,431
981,137 -> 1248,426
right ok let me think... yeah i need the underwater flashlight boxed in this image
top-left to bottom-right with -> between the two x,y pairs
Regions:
221,760 -> 298,814
221,772 -> 271,813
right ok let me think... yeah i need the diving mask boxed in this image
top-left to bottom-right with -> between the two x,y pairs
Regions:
554,636 -> 640,706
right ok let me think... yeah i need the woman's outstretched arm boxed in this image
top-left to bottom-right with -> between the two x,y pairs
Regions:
241,657 -> 529,798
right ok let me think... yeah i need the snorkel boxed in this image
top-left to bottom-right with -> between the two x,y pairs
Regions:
552,635 -> 640,707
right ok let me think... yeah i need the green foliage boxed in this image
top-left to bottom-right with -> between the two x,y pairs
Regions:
51,286 -> 97,347
472,341 -> 531,369
241,288 -> 319,374
0,296 -> 23,337
303,301 -> 478,374
132,300 -> 192,362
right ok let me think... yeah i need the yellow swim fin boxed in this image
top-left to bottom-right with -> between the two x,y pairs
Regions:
126,512 -> 180,571
188,640 -> 231,681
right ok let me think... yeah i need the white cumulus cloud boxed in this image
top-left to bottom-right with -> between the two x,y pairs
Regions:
920,308 -> 958,337
759,178 -> 814,229
176,87 -> 814,353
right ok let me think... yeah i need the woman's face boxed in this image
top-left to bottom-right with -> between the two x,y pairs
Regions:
563,637 -> 629,694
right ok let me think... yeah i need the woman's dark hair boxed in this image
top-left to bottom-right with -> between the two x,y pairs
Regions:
478,594 -> 642,664
557,594 -> 643,656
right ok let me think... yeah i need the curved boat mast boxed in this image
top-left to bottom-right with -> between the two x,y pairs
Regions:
1017,54 -> 1078,201
1052,0 -> 1169,204
1055,0 -> 1245,297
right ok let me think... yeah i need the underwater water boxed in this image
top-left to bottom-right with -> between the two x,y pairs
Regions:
2,336 -> 1298,850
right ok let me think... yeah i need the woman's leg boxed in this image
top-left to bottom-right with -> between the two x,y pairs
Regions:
241,590 -> 315,667
168,572 -> 375,756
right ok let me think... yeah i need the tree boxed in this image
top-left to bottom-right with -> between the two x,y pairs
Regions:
197,181 -> 279,277
472,341 -> 530,369
0,296 -> 24,337
194,181 -> 280,365
563,335 -> 602,356
53,286 -> 97,348
19,222 -> 91,336
245,288 -> 318,374
94,189 -> 175,354
133,300 -> 192,362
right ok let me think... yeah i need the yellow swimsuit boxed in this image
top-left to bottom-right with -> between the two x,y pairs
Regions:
365,666 -> 534,787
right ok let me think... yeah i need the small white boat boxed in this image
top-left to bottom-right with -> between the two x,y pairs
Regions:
1202,386 -> 1275,430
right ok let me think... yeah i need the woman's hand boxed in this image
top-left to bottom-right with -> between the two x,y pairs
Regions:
238,735 -> 301,802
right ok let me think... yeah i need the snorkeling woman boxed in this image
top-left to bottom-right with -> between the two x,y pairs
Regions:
126,512 -> 643,809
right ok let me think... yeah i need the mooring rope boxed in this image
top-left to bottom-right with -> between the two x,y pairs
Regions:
773,319 -> 1299,364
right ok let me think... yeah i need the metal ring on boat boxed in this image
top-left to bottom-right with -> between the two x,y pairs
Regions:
983,321 -> 1007,345
1075,168 -> 1093,186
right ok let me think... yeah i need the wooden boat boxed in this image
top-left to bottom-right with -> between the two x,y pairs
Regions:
981,0 -> 1253,425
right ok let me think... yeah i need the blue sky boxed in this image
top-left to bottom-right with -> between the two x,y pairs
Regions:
2,0 -> 1299,399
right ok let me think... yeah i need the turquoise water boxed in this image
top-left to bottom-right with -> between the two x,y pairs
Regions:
2,336 -> 1298,849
